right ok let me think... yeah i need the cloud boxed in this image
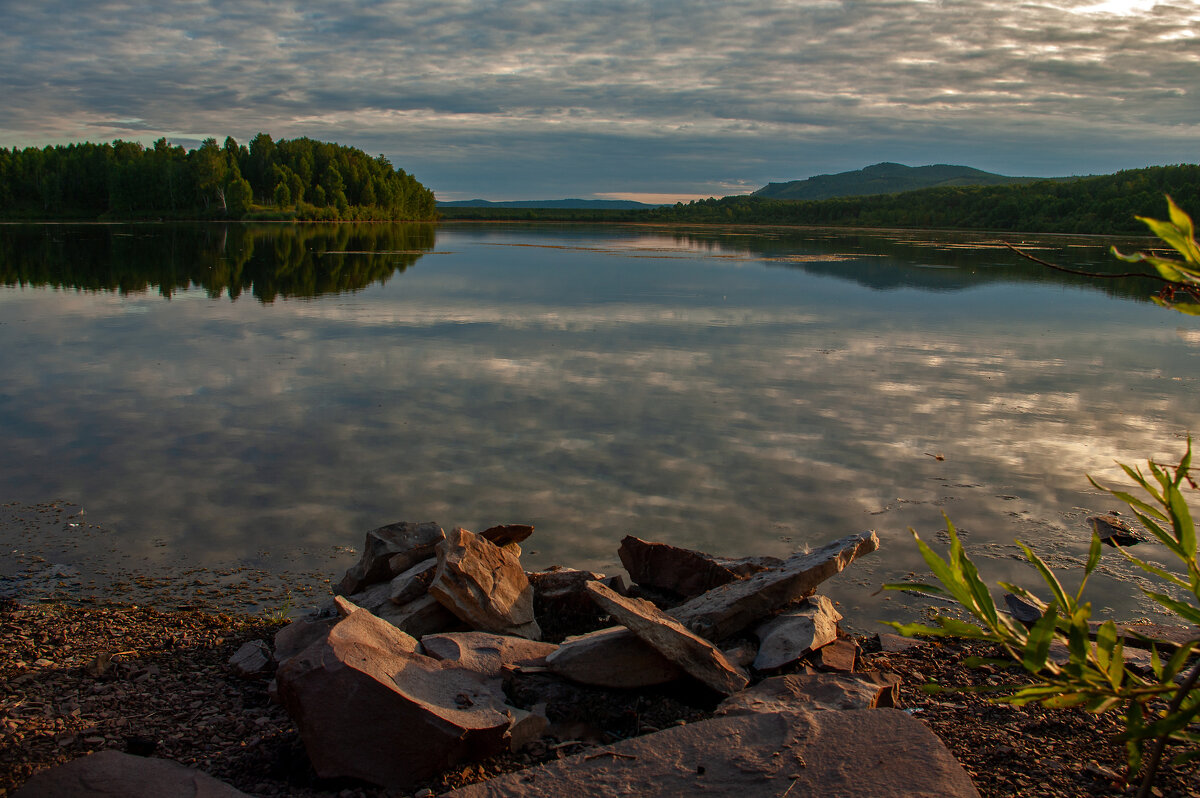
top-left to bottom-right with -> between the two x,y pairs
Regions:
1,0 -> 1197,197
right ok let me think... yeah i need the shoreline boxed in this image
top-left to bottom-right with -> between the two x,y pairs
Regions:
3,598 -> 1197,797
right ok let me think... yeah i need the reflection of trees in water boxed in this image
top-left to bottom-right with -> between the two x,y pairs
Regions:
661,227 -> 1159,302
0,223 -> 437,302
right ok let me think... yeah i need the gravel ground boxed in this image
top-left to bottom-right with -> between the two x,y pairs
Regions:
2,598 -> 1197,798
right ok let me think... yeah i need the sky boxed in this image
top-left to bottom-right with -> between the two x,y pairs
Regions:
1,0 -> 1197,202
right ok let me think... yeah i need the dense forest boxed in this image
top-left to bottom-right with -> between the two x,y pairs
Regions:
442,164 -> 1200,235
0,135 -> 436,221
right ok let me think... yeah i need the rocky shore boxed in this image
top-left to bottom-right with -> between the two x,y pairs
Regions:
2,518 -> 1199,797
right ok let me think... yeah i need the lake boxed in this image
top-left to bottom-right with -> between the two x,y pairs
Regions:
0,221 -> 1197,628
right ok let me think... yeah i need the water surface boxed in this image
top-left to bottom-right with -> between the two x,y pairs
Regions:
1,221 -> 1197,627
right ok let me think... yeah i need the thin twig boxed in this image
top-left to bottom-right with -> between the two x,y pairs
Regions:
1004,243 -> 1172,283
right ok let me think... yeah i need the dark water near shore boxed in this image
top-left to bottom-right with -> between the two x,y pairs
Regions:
0,221 -> 1197,627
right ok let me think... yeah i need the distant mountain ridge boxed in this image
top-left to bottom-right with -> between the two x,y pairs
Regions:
753,162 -> 1053,201
438,198 -> 663,210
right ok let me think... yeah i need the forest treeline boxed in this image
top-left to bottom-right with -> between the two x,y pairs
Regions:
0,134 -> 437,221
442,164 -> 1200,234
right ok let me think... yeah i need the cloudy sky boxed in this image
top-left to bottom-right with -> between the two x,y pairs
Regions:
1,0 -> 1197,201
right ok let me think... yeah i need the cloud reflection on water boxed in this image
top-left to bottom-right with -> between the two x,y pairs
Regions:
0,224 -> 1197,626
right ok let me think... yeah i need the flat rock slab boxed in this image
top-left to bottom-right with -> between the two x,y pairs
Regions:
338,521 -> 444,595
445,708 -> 979,798
430,527 -> 541,639
671,532 -> 879,642
717,672 -> 896,715
422,631 -> 559,678
752,594 -> 842,671
545,626 -> 684,688
585,581 -> 748,695
13,750 -> 249,797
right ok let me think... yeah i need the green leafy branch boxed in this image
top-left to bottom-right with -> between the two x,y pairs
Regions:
882,441 -> 1200,797
1112,196 -> 1200,315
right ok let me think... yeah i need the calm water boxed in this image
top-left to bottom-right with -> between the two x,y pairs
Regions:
1,221 -> 1197,627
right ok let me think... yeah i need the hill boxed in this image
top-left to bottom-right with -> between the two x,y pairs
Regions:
641,163 -> 1200,233
753,162 -> 1053,201
438,198 -> 663,210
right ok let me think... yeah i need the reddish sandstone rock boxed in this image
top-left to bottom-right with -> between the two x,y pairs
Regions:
429,527 -> 541,640
12,750 -> 249,798
752,594 -> 842,671
584,581 -> 748,695
544,626 -> 684,688
445,708 -> 980,798
336,521 -> 444,595
671,531 -> 879,641
274,600 -> 514,788
421,631 -> 558,678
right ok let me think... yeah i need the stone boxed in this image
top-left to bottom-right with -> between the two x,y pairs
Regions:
584,581 -> 749,695
1003,592 -> 1045,625
228,639 -> 271,676
275,599 -> 514,788
1088,513 -> 1147,547
722,641 -> 758,669
618,536 -> 745,597
527,568 -> 624,637
429,527 -> 541,640
717,672 -> 897,715
337,521 -> 444,595
671,531 -> 879,642
274,618 -> 337,666
752,595 -> 842,671
480,524 -> 535,547
855,671 -> 904,707
12,749 -> 250,797
421,631 -> 559,678
346,580 -> 394,614
444,708 -> 980,798
545,626 -> 684,688
876,632 -> 928,653
388,557 -> 438,605
814,638 -> 859,673
506,704 -> 550,752
376,593 -> 462,638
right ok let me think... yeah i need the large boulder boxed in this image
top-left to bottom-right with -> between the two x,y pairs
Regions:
671,532 -> 879,641
274,598 -> 514,788
545,626 -> 684,688
429,527 -> 541,639
12,750 -> 249,797
752,594 -> 842,671
445,708 -> 980,797
584,581 -> 748,695
337,521 -> 444,595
